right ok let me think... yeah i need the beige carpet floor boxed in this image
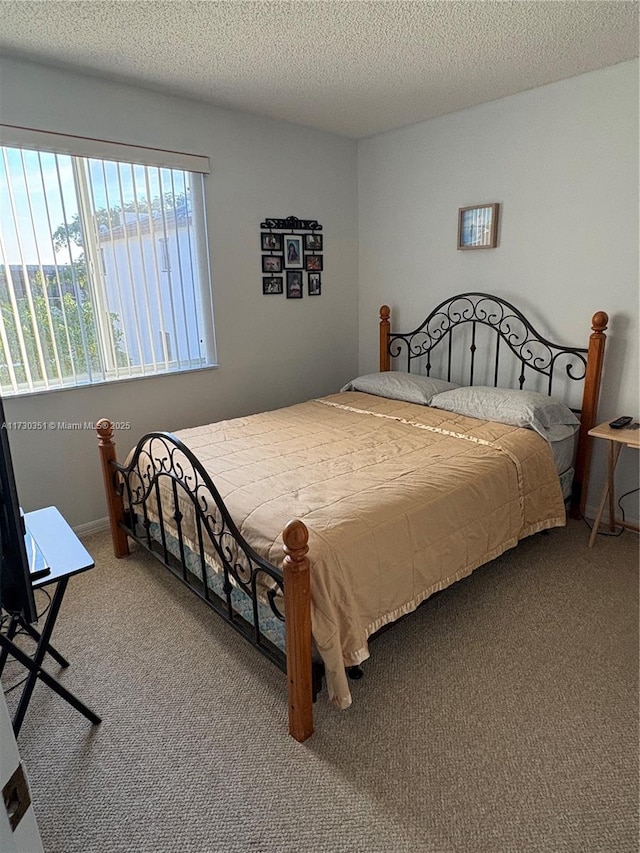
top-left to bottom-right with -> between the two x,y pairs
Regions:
3,520 -> 638,853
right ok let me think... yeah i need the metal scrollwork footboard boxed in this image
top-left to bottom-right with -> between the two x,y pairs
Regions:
96,420 -> 316,743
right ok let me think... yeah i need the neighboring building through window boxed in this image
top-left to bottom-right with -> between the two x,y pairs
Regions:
0,139 -> 215,395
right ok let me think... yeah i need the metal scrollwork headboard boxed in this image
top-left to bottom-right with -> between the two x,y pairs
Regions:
379,292 -> 608,517
385,293 -> 589,398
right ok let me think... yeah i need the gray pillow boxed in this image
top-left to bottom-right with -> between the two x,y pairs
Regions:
430,386 -> 580,442
341,371 -> 458,406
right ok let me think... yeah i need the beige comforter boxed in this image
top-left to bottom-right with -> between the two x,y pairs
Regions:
154,391 -> 566,709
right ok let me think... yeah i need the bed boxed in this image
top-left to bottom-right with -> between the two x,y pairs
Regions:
96,293 -> 608,742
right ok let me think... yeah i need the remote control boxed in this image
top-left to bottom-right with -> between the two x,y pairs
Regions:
608,416 -> 633,429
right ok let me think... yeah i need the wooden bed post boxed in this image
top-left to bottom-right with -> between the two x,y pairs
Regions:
571,311 -> 608,519
282,519 -> 313,743
96,419 -> 130,558
379,305 -> 391,372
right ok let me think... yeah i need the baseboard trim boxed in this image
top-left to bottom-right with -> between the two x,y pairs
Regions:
73,517 -> 110,538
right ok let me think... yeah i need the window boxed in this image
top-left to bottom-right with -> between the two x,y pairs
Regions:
0,134 -> 215,395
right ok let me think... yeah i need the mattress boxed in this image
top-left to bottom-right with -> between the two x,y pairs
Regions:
134,391 -> 566,708
548,428 -> 578,500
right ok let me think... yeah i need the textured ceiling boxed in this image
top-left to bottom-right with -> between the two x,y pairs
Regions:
0,1 -> 637,138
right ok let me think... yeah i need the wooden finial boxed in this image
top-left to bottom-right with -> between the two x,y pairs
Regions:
96,418 -> 129,558
379,305 -> 391,372
281,518 -> 313,742
591,311 -> 608,334
571,310 -> 608,520
283,518 -> 309,570
96,418 -> 114,444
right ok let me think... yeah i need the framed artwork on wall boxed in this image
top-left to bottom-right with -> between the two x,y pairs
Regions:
261,232 -> 282,251
308,273 -> 321,295
457,203 -> 499,250
286,270 -> 303,298
263,276 -> 283,294
262,254 -> 283,273
305,254 -> 323,271
259,218 -> 324,296
284,234 -> 304,268
304,234 -> 323,251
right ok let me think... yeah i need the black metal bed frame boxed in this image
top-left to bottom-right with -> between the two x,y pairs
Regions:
387,293 -> 589,402
110,432 -> 325,698
98,292 -> 607,738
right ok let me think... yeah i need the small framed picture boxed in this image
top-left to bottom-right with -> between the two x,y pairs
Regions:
262,276 -> 283,295
286,270 -> 303,298
261,232 -> 282,251
457,203 -> 499,250
308,273 -> 321,296
284,234 -> 303,269
305,254 -> 323,271
262,254 -> 283,273
304,234 -> 323,251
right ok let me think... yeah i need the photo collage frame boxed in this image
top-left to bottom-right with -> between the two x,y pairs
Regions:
260,216 -> 323,298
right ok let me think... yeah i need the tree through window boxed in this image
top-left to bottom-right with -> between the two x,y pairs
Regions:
0,145 -> 215,395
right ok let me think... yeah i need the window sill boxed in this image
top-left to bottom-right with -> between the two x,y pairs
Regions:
2,363 -> 220,400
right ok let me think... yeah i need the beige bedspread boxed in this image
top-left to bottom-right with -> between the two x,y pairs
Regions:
159,391 -> 565,709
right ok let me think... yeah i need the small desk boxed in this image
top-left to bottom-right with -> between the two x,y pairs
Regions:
0,507 -> 101,735
587,421 -> 640,548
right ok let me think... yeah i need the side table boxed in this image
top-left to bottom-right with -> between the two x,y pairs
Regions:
587,421 -> 639,548
0,507 -> 101,735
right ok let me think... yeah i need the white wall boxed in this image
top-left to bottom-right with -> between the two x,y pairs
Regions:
0,57 -> 359,527
2,57 -> 637,527
358,60 -> 639,522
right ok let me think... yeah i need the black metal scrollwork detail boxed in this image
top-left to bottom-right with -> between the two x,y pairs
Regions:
388,292 -> 588,389
260,215 -> 322,231
113,432 -> 285,628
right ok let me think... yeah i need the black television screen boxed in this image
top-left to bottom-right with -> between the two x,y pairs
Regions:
0,394 -> 37,623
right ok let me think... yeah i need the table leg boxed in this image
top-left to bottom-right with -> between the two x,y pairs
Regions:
17,620 -> 70,669
588,441 -> 622,548
607,440 -> 620,531
11,578 -> 72,736
0,633 -> 101,735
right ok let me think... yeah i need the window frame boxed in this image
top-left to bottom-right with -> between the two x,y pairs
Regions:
0,126 -> 216,397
